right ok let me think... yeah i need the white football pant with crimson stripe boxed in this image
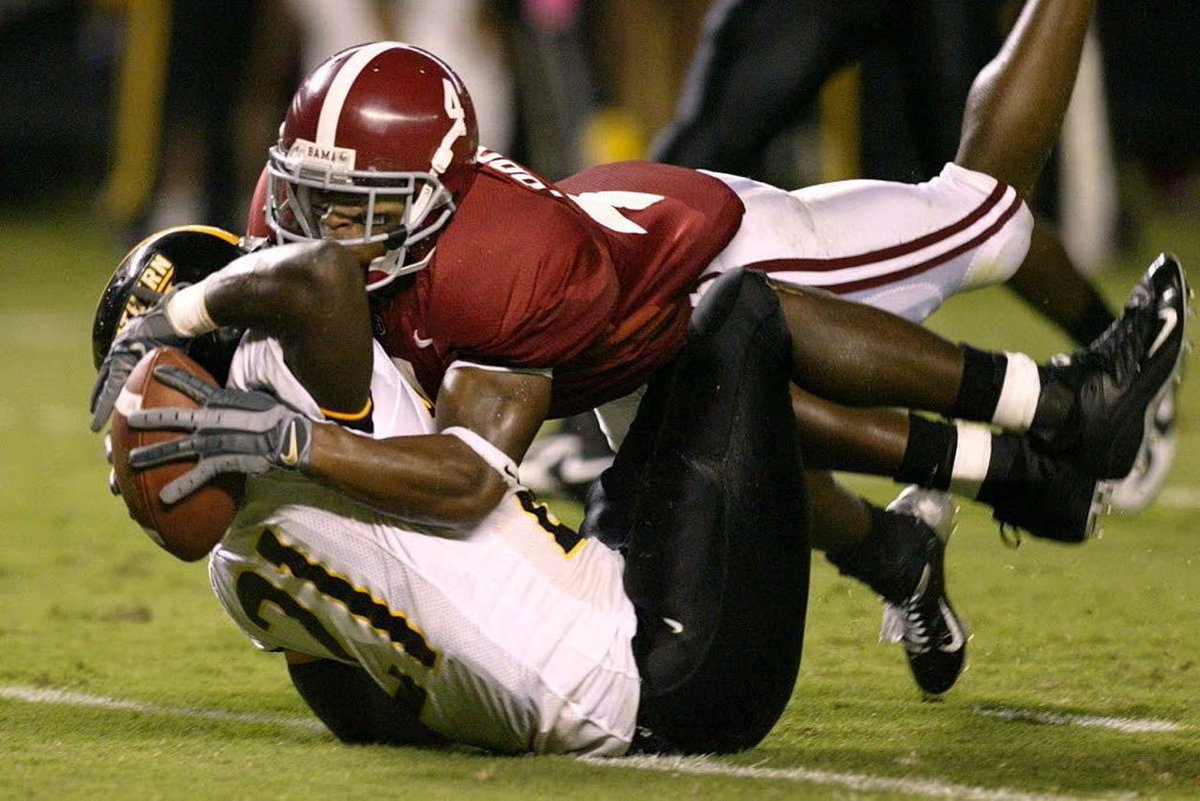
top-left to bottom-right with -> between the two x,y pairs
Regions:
704,163 -> 1034,324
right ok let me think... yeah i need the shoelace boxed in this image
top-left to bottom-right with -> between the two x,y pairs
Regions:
1062,292 -> 1154,386
897,601 -> 933,653
882,591 -> 937,654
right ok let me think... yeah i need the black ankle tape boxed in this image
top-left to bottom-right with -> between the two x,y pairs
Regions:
946,345 -> 1006,422
975,434 -> 1022,506
896,414 -> 956,490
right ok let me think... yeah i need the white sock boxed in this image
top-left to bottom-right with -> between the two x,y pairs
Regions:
949,422 -> 993,498
991,352 -> 1041,432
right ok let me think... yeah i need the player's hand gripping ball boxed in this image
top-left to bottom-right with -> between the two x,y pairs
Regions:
108,347 -> 244,561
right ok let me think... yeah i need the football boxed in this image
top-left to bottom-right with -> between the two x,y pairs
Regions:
109,347 -> 245,561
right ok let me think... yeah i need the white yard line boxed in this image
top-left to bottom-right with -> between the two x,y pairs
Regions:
0,685 -> 324,731
973,706 -> 1186,734
2,684 -> 1131,800
586,755 -> 1103,801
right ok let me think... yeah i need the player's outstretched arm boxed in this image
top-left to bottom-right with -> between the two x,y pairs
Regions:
955,0 -> 1095,197
193,239 -> 375,416
112,237 -> 547,528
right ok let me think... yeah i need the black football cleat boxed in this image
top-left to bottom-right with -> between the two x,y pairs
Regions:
1032,253 -> 1190,479
880,487 -> 968,697
985,455 -> 1111,543
1111,383 -> 1179,512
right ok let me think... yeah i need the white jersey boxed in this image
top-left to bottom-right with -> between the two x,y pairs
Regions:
208,334 -> 641,755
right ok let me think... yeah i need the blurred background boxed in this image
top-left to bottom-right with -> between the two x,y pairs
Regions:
4,0 -> 1198,256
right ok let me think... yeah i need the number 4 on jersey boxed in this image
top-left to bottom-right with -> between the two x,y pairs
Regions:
569,191 -> 665,234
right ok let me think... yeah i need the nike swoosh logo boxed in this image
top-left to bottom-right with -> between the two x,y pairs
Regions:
413,330 -> 434,349
279,422 -> 300,467
1148,306 -> 1178,358
938,599 -> 965,653
662,617 -> 684,635
912,564 -> 931,599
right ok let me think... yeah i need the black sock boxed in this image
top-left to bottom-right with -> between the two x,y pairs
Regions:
895,414 -> 957,490
946,345 -> 1007,422
824,504 -> 928,604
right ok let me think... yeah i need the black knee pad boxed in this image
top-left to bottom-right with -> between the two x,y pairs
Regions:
690,269 -> 790,363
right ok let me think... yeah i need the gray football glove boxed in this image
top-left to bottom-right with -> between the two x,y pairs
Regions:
90,285 -> 191,432
127,365 -> 314,504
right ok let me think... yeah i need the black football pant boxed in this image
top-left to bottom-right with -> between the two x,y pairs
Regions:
583,269 -> 811,754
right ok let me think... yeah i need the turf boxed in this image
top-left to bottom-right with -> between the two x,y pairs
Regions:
0,210 -> 1197,800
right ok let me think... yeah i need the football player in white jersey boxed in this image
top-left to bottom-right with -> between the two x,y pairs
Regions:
203,267 -> 820,755
210,330 -> 644,754
94,227 -> 812,753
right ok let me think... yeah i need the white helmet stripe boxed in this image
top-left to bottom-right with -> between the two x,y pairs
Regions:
316,42 -> 401,147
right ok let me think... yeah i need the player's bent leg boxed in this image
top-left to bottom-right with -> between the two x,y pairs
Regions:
1008,218 -> 1117,347
286,656 -> 444,746
609,269 -> 811,755
711,164 -> 1033,326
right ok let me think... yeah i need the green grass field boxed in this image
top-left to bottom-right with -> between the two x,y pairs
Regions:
1,206 -> 1197,800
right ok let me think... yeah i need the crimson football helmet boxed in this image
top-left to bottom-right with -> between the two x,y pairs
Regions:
265,42 -> 479,292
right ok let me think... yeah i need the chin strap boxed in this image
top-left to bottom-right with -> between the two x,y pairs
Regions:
383,224 -> 409,251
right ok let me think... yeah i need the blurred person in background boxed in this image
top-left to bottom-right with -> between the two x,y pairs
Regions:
285,0 -> 516,153
1097,0 -> 1200,208
140,0 -> 273,235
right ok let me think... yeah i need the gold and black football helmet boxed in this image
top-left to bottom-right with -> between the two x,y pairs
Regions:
92,225 -> 248,386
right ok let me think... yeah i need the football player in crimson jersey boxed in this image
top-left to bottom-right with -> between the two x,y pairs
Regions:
92,0 -> 1190,697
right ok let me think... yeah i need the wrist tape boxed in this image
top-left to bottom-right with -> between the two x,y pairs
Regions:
165,281 -> 218,337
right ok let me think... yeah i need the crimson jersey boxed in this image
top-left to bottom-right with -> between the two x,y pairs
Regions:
249,151 -> 744,417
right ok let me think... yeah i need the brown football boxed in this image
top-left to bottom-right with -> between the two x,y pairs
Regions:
109,347 -> 245,561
